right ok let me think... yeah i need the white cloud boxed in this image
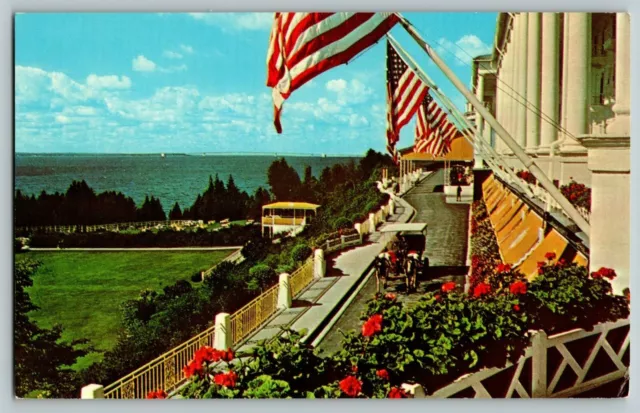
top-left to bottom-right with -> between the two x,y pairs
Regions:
188,12 -> 273,31
15,66 -> 129,106
55,115 -> 71,124
436,34 -> 492,66
325,78 -> 373,105
70,106 -> 98,116
86,74 -> 131,89
180,44 -> 194,54
133,55 -> 187,73
163,50 -> 183,59
326,79 -> 347,93
132,55 -> 157,72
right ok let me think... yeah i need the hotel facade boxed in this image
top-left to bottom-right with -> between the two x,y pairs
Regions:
470,12 -> 630,294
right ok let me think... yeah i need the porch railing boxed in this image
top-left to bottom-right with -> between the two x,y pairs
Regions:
419,318 -> 629,399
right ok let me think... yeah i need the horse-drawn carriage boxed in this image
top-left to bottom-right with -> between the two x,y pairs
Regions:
374,223 -> 429,293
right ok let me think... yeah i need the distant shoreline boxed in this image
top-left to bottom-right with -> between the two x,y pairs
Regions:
15,152 -> 363,158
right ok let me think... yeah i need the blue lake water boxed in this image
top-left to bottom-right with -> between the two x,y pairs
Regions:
15,153 -> 359,213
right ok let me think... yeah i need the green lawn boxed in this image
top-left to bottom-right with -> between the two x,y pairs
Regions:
18,250 -> 235,370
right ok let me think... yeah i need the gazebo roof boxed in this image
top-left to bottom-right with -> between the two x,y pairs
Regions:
262,202 -> 320,211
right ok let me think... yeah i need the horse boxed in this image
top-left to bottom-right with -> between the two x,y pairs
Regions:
405,251 -> 421,292
374,254 -> 390,293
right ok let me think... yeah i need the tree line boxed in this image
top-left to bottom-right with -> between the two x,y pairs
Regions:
16,150 -> 395,229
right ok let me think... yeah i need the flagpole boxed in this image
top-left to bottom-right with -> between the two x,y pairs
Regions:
386,34 -> 532,197
396,14 -> 590,236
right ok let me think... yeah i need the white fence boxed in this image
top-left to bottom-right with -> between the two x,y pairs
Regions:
406,318 -> 629,398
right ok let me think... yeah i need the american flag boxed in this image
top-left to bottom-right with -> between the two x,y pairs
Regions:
386,40 -> 429,163
414,92 -> 457,157
266,12 -> 399,133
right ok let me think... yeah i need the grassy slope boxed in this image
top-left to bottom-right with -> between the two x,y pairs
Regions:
19,250 -> 234,370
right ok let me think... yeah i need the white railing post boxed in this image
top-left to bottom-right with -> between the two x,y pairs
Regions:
388,199 -> 395,215
340,235 -> 346,248
531,330 -> 548,398
81,384 -> 104,399
214,313 -> 232,350
401,383 -> 426,398
277,273 -> 292,310
314,249 -> 326,279
354,223 -> 362,235
368,213 -> 376,232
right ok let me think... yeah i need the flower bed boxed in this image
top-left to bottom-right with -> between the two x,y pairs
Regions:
515,170 -> 537,185
560,180 -> 591,211
175,260 -> 628,398
469,200 -> 502,292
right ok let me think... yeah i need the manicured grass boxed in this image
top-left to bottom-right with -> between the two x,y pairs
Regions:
18,250 -> 235,363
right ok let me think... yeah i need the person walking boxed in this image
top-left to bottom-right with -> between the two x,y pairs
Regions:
456,185 -> 462,202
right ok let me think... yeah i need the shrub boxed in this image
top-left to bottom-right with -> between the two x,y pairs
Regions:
291,244 -> 312,262
248,264 -> 276,291
332,217 -> 352,231
191,272 -> 204,283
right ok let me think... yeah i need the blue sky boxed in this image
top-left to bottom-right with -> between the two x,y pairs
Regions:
14,12 -> 497,155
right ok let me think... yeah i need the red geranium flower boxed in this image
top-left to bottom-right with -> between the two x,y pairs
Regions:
362,314 -> 383,337
220,348 -> 234,362
441,281 -> 456,293
145,389 -> 167,399
384,293 -> 397,301
182,359 -> 203,379
544,252 -> 556,261
591,267 -> 617,280
556,258 -> 567,267
194,346 -> 219,364
388,387 -> 408,398
351,365 -> 358,373
496,263 -> 512,273
473,283 -> 491,298
376,369 -> 390,380
214,370 -> 238,388
339,376 -> 362,397
509,281 -> 527,295
513,304 -> 521,312
434,293 -> 441,301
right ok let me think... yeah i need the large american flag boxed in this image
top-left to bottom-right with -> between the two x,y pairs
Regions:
386,40 -> 428,163
414,92 -> 456,157
266,13 -> 399,133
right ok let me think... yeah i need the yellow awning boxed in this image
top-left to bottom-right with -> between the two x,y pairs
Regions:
262,202 -> 320,210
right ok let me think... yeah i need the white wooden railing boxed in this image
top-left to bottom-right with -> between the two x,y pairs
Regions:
405,318 -> 629,398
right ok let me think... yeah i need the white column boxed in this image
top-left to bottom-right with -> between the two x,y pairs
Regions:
515,12 -> 529,149
495,59 -> 503,152
213,312 -> 232,350
502,33 -> 514,154
525,13 -> 541,153
81,384 -> 105,399
562,13 -> 591,151
313,249 -> 325,278
277,273 -> 292,309
506,20 -> 516,147
581,136 -> 630,295
608,13 -> 630,135
538,13 -> 560,154
474,73 -> 485,168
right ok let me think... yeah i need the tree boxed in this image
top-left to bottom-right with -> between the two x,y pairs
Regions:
14,259 -> 87,398
267,159 -> 302,201
169,202 -> 183,220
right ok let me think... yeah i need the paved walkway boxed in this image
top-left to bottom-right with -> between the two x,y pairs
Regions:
235,182 -> 420,354
316,169 -> 470,354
